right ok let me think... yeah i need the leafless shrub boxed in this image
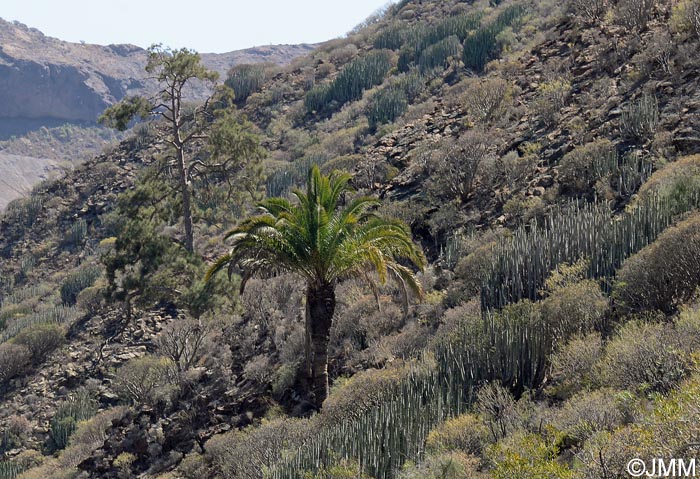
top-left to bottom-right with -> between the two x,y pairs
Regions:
569,0 -> 609,23
645,31 -> 675,76
476,382 -> 518,442
156,317 -> 214,373
547,388 -> 624,443
428,130 -> 491,203
615,0 -> 657,30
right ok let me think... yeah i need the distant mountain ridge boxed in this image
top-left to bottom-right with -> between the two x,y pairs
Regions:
0,18 -> 314,209
0,18 -> 315,139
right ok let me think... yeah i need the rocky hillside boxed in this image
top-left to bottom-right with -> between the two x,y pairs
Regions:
0,154 -> 62,210
0,17 -> 314,139
0,18 -> 314,210
1,0 -> 700,478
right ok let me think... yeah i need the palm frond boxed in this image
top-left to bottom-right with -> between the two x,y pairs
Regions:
207,164 -> 425,312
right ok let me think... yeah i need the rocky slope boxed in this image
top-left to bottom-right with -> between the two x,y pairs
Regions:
0,154 -> 62,210
1,0 -> 700,477
0,18 -> 314,210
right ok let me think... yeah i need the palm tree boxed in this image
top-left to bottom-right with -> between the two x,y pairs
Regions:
206,166 -> 426,409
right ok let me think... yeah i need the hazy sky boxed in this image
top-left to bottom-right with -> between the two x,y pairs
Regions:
3,0 -> 396,53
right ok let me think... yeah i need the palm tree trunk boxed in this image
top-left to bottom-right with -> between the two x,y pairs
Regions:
306,281 -> 336,409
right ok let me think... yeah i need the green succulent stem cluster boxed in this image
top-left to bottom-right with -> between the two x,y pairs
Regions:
267,187 -> 700,478
305,51 -> 393,115
481,190 -> 700,310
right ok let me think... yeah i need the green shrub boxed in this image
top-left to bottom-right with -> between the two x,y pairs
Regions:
0,416 -> 31,454
0,343 -> 30,384
559,140 -> 617,192
62,219 -> 87,249
671,0 -> 700,37
620,94 -> 659,141
675,302 -> 700,352
418,35 -> 462,73
576,428 -> 650,479
113,452 -> 136,476
373,22 -> 410,50
453,242 -> 497,300
4,197 -> 42,229
597,321 -> 690,394
533,79 -> 571,126
48,407 -> 128,474
636,155 -> 700,210
463,5 -> 524,72
502,196 -> 544,225
576,374 -> 700,478
60,265 -> 101,306
12,323 -> 65,364
614,212 -> 700,314
487,433 -> 573,479
75,286 -> 103,315
112,355 -> 178,406
541,266 -> 608,342
68,407 -> 127,450
49,389 -> 98,451
426,413 -> 490,455
398,451 -> 484,479
205,418 -> 309,479
465,78 -> 512,124
225,63 -> 271,104
304,51 -> 392,115
322,363 -> 417,424
302,460 -> 371,479
367,87 -> 409,130
549,334 -> 603,397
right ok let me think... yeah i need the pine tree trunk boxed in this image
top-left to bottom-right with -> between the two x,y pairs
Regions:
176,146 -> 194,253
306,281 -> 336,409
